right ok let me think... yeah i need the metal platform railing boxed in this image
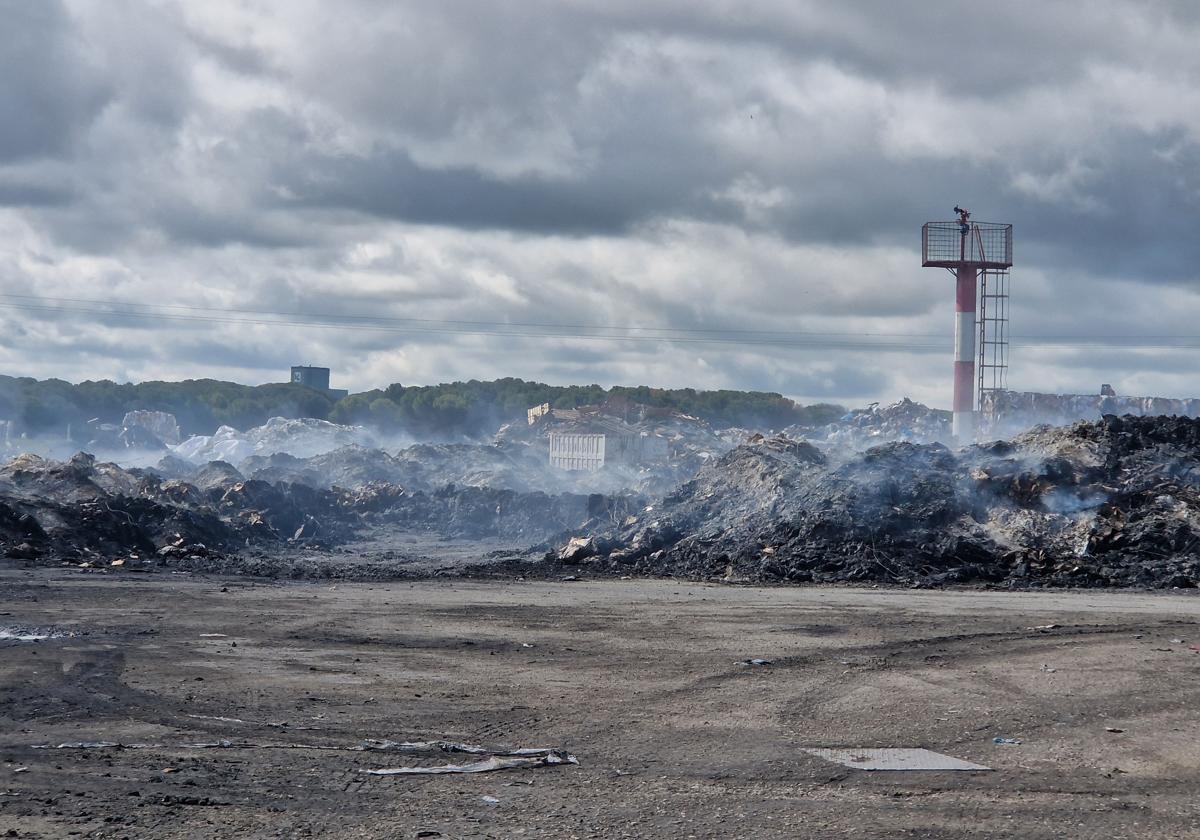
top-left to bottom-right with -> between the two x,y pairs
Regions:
922,222 -> 1012,268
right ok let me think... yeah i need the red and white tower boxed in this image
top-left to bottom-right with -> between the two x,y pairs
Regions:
922,209 -> 1012,442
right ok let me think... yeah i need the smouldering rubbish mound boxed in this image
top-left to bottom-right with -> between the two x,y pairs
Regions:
8,414 -> 1200,589
577,415 -> 1200,588
0,451 -> 626,572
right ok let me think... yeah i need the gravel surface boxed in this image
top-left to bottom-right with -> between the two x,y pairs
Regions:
2,569 -> 1198,838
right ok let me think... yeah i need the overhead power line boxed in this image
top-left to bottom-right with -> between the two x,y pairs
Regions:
0,293 -> 1197,352
0,293 -> 946,340
0,298 -> 948,351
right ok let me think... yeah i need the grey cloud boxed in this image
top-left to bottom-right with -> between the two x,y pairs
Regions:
282,148 -> 643,236
0,1 -> 111,163
0,176 -> 76,208
1,0 -> 1199,409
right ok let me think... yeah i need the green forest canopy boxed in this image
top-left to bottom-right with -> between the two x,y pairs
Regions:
0,375 -> 846,440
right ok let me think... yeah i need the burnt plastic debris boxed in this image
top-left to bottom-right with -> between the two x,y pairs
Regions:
562,415 -> 1200,590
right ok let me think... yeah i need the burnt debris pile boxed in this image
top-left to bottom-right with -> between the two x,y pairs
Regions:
0,451 -> 619,569
7,413 -> 1200,588
794,398 -> 952,449
575,415 -> 1200,588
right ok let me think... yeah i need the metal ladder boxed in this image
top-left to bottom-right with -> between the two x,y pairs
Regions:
977,268 -> 1009,420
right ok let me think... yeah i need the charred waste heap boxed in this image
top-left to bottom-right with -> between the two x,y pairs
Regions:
576,415 -> 1200,589
0,450 -> 620,577
4,405 -> 1200,590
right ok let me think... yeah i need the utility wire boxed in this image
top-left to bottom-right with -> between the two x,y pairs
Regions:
0,293 -> 1197,351
0,300 -> 949,351
0,292 -> 943,340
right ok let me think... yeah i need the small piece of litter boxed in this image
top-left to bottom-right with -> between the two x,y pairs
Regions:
110,559 -> 125,567
481,795 -> 501,805
740,658 -> 772,666
1040,665 -> 1057,673
1170,638 -> 1184,644
12,767 -> 28,773
1027,624 -> 1060,632
359,740 -> 562,758
521,643 -> 534,648
1105,727 -> 1124,733
993,737 -> 1022,745
34,742 -> 122,750
0,627 -> 63,642
363,751 -> 578,776
803,748 -> 988,772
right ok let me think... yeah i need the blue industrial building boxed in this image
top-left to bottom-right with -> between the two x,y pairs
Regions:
290,366 -> 348,400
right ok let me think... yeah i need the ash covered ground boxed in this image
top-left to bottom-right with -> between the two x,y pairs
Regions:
2,402 -> 1199,589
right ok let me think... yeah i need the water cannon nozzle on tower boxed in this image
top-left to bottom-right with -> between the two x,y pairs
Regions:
954,205 -> 971,235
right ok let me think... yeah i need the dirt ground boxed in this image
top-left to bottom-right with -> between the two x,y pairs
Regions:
1,568 -> 1198,839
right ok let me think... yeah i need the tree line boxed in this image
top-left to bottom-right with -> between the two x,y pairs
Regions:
0,374 -> 845,440
329,380 -> 845,435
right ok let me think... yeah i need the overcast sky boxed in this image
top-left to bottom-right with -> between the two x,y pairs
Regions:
2,0 -> 1199,408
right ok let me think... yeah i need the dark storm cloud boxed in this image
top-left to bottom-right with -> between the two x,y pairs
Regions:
0,176 -> 76,208
9,0 -> 1200,265
216,0 -> 1200,284
0,1 -> 111,163
283,148 -> 643,236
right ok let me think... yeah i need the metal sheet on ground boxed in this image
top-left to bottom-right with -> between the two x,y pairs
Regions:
803,748 -> 990,771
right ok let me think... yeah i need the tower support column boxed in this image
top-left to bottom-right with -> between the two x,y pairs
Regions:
953,265 -> 977,441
